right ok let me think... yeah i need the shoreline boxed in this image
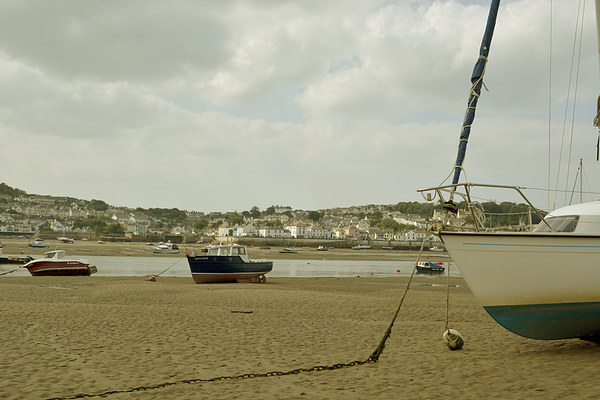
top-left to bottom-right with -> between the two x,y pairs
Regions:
0,238 -> 449,261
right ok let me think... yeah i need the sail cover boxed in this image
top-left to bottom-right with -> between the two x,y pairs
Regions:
451,0 -> 500,185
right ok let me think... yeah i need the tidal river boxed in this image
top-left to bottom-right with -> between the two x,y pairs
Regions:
0,256 -> 462,278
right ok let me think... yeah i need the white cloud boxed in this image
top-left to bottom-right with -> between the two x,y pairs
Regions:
0,0 -> 598,212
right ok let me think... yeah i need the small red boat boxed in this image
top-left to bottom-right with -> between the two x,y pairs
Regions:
23,250 -> 97,276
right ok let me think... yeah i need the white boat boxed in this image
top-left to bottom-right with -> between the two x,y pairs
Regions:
352,244 -> 371,250
418,1 -> 600,341
429,246 -> 444,252
279,247 -> 299,254
152,242 -> 180,254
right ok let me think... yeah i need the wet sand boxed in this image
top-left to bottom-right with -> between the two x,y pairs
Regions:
1,275 -> 599,399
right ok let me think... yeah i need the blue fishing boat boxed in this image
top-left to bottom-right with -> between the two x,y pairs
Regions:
186,244 -> 272,283
416,261 -> 444,273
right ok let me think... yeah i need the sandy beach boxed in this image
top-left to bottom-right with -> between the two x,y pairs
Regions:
2,274 -> 599,400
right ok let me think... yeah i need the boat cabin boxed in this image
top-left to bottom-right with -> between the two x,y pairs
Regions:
533,201 -> 600,234
42,250 -> 66,259
207,244 -> 250,261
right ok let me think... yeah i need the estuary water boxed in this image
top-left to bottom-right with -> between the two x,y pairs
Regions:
0,256 -> 462,278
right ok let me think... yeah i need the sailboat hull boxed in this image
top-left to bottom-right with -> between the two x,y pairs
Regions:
440,231 -> 600,340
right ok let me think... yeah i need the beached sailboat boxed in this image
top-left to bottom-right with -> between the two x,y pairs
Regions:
419,1 -> 600,340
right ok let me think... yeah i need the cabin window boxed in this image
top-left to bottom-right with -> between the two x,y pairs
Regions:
534,215 -> 579,233
239,247 -> 246,255
231,247 -> 240,255
207,248 -> 219,256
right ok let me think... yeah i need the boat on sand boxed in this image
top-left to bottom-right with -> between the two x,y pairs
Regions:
419,1 -> 600,341
186,243 -> 272,283
23,250 -> 97,276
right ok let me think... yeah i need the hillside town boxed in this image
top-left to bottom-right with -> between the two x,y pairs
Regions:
0,185 -> 452,245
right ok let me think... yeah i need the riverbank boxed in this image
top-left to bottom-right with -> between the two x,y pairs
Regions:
0,238 -> 449,261
1,276 -> 596,399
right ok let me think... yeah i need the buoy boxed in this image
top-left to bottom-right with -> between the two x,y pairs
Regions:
397,269 -> 400,272
443,329 -> 464,350
148,275 -> 157,282
370,273 -> 374,276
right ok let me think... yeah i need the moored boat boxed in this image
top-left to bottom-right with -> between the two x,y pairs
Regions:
186,244 -> 272,283
279,247 -> 299,253
23,250 -> 97,276
152,241 -> 180,254
28,238 -> 49,248
416,261 -> 445,273
0,245 -> 33,264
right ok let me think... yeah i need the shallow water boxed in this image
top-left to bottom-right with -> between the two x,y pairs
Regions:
0,255 -> 462,278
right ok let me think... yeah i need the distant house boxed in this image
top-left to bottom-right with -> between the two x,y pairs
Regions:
237,224 -> 257,237
286,225 -> 307,238
404,230 -> 427,242
345,226 -> 360,240
258,227 -> 288,238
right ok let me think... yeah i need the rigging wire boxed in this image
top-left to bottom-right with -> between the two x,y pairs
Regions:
564,0 -> 586,205
548,0 -> 553,211
553,0 -> 584,210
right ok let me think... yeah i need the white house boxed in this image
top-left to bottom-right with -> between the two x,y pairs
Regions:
286,225 -> 307,238
403,230 -> 427,242
258,227 -> 288,238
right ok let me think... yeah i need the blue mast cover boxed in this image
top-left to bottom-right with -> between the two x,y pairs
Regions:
452,0 -> 500,185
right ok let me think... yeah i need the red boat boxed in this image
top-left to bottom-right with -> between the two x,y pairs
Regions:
23,250 -> 97,276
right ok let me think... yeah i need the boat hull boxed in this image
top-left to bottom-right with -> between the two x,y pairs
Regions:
187,255 -> 273,283
24,261 -> 96,276
440,231 -> 600,339
0,255 -> 34,264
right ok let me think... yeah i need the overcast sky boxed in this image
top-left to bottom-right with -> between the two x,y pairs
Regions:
1,0 -> 599,213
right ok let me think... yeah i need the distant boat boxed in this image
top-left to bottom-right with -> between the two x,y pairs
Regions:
28,238 -> 49,248
316,245 -> 328,251
23,250 -> 97,276
153,242 -> 180,254
0,245 -> 33,264
429,246 -> 444,252
186,244 -> 272,283
352,244 -> 371,250
416,261 -> 445,273
57,236 -> 74,243
279,248 -> 299,254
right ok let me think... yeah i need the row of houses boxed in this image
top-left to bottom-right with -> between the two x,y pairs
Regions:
217,223 -> 439,242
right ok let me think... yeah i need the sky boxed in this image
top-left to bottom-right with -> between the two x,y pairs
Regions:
1,0 -> 599,213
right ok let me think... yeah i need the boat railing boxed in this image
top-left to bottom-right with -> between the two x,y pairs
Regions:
417,182 -> 553,232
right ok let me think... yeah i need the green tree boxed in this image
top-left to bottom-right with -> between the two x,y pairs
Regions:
89,199 -> 109,211
263,206 -> 276,215
227,215 -> 245,226
307,211 -> 322,222
378,218 -> 401,232
194,219 -> 209,231
249,206 -> 261,218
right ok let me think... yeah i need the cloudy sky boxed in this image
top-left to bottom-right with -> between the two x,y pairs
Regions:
1,0 -> 599,213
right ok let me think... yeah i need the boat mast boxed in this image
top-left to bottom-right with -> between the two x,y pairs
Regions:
595,0 -> 600,141
451,0 -> 501,186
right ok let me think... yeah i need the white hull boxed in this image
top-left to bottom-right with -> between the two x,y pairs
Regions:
441,232 -> 600,306
440,231 -> 600,339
